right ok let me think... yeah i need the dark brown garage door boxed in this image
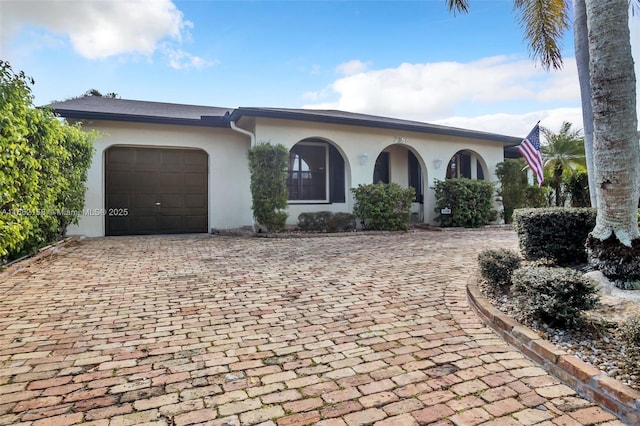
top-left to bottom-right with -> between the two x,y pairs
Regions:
106,147 -> 208,236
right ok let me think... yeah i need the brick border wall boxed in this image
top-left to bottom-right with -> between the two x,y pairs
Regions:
467,279 -> 640,425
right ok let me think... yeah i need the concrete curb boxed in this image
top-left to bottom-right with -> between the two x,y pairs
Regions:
467,278 -> 640,425
0,236 -> 79,283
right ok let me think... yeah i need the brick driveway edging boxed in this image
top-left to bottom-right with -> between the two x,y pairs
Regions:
467,280 -> 640,424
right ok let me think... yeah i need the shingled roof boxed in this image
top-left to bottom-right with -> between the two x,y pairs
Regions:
48,97 -> 232,127
49,97 -> 522,145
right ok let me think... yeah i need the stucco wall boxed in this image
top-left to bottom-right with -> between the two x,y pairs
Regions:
246,117 -> 505,225
66,121 -> 252,237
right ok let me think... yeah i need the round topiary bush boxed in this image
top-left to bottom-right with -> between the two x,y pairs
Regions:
478,249 -> 522,293
511,266 -> 600,326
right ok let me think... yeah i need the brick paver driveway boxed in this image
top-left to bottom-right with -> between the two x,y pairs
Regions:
0,229 -> 625,425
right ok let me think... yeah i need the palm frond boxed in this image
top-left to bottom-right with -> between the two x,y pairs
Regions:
632,0 -> 640,17
446,0 -> 470,16
514,0 -> 570,70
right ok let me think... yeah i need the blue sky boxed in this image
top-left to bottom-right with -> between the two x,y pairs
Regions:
1,0 -> 639,138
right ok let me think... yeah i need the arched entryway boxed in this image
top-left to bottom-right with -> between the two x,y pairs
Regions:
372,145 -> 425,221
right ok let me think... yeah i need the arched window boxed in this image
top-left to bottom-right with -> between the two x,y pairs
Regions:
287,140 -> 345,203
446,150 -> 485,180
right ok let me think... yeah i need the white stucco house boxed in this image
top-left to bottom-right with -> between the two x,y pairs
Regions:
50,97 -> 521,237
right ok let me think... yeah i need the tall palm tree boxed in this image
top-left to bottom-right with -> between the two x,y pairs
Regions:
447,0 -> 639,283
573,0 -> 595,207
585,0 -> 639,284
540,122 -> 586,207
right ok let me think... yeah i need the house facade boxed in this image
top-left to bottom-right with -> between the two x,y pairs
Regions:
50,97 -> 521,237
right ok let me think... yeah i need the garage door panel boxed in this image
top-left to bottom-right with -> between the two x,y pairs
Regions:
184,215 -> 208,231
184,194 -> 207,208
158,215 -> 182,232
133,171 -> 158,189
132,215 -> 158,232
107,216 -> 130,234
160,150 -> 184,168
135,150 -> 162,167
109,194 -> 130,208
106,146 -> 208,236
184,172 -> 207,187
184,150 -> 208,167
134,194 -> 158,209
108,150 -> 134,168
159,171 -> 185,188
108,171 -> 132,188
160,194 -> 182,208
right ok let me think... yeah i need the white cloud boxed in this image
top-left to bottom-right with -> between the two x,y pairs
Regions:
304,56 -> 580,124
1,0 -> 213,68
335,59 -> 371,76
162,45 -> 218,70
434,108 -> 585,141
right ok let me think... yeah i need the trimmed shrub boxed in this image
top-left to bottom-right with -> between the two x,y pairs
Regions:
297,211 -> 355,232
329,212 -> 356,232
513,208 -> 596,266
433,178 -> 494,228
511,266 -> 599,326
478,249 -> 522,293
620,316 -> 640,361
351,183 -> 415,231
247,142 -> 289,232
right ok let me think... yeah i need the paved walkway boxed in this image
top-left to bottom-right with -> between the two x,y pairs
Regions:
0,229 -> 627,425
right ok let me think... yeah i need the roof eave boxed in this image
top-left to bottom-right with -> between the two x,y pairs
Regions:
230,108 -> 521,146
54,110 -> 229,128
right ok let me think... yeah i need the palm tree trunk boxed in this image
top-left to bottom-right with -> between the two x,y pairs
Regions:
586,0 -> 640,284
573,0 -> 596,207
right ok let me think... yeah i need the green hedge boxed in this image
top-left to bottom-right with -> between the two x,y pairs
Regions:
351,183 -> 415,231
512,208 -> 596,266
297,211 -> 356,232
1,62 -> 96,261
433,178 -> 494,227
247,143 -> 289,232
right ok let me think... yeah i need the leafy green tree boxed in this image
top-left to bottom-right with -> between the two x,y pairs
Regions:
495,158 -> 529,223
540,122 -> 586,206
566,170 -> 591,207
1,61 -> 96,260
84,89 -> 119,98
247,142 -> 289,232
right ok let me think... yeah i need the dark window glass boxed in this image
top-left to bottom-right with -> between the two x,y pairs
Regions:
460,153 -> 471,178
477,160 -> 485,180
329,145 -> 345,203
408,151 -> 423,203
287,144 -> 327,201
373,152 -> 390,184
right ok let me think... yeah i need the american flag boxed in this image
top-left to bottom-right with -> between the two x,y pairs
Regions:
518,124 -> 544,187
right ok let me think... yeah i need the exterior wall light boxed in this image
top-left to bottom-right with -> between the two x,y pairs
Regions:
434,158 -> 443,169
359,153 -> 369,166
